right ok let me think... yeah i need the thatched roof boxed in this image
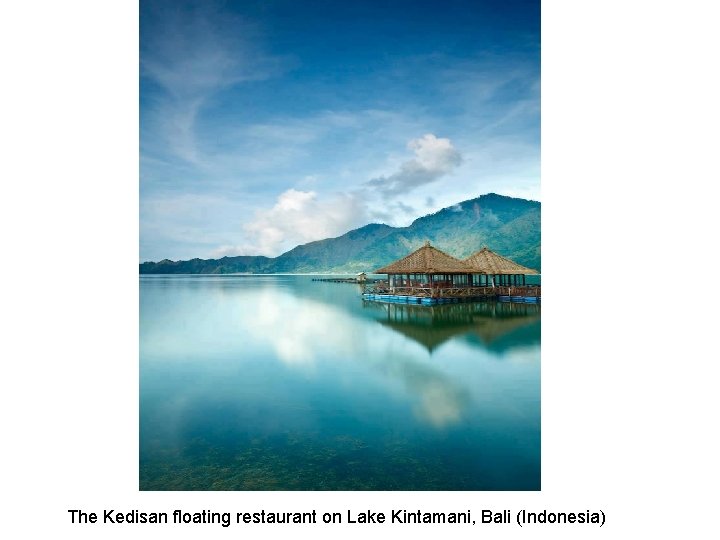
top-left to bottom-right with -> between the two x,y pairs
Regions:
375,241 -> 473,274
464,247 -> 539,275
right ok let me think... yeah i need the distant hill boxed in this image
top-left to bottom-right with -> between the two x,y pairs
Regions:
139,255 -> 271,275
139,193 -> 540,274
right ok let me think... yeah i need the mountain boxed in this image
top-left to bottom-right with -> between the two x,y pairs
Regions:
139,255 -> 272,274
140,193 -> 541,274
268,223 -> 397,272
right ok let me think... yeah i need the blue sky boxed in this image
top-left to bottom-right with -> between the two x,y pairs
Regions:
140,0 -> 539,262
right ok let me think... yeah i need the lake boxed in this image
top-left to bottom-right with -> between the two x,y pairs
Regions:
140,275 -> 540,490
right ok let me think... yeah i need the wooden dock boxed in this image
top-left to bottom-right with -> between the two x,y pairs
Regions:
312,277 -> 382,284
361,285 -> 540,305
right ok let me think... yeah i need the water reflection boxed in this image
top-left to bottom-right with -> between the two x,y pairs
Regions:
363,301 -> 540,353
238,288 -> 472,427
140,275 -> 540,490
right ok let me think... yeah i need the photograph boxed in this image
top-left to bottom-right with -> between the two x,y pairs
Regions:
139,0 -> 540,490
6,1 -> 720,538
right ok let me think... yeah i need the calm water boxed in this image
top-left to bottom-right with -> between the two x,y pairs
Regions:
140,275 -> 540,490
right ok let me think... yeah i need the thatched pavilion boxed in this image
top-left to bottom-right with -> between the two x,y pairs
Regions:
364,241 -> 540,304
464,247 -> 539,287
374,241 -> 475,293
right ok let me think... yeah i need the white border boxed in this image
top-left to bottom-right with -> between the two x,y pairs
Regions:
3,1 -> 719,538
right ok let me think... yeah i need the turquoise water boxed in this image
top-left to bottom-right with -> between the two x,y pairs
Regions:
140,275 -> 540,490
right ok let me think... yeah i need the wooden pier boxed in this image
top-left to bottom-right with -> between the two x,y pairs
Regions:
361,283 -> 540,305
311,277 -> 382,284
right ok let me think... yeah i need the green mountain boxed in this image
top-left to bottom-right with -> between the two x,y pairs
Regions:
268,223 -> 397,272
139,255 -> 271,274
139,193 -> 540,274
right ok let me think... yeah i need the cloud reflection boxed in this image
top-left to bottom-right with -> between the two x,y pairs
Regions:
244,288 -> 470,426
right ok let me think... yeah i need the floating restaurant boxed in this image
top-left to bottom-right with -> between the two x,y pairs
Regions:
362,241 -> 540,305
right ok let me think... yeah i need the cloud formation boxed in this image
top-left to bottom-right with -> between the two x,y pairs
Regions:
366,134 -> 462,196
213,134 -> 463,257
139,1 -> 539,262
141,1 -> 288,164
228,189 -> 368,256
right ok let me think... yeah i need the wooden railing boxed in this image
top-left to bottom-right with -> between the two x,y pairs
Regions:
495,286 -> 542,298
363,284 -> 541,298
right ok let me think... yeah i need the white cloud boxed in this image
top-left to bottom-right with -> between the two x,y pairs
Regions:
223,189 -> 368,256
366,133 -> 462,195
206,134 -> 465,257
409,133 -> 462,171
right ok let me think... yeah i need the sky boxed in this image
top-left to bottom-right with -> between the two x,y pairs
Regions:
140,0 -> 540,262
